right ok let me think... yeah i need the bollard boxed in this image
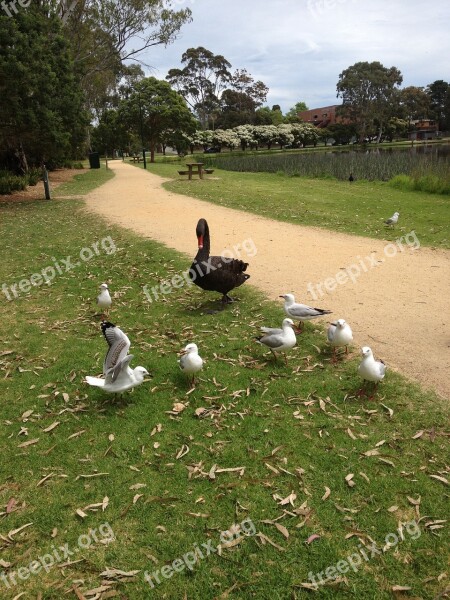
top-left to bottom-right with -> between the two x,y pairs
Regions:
43,166 -> 51,200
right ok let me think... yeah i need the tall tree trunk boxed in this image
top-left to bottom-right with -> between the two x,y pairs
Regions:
14,142 -> 29,175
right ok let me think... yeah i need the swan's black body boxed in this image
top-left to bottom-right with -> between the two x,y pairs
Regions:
189,218 -> 250,303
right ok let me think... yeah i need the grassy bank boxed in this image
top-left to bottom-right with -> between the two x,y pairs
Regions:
0,167 -> 448,599
139,162 -> 450,249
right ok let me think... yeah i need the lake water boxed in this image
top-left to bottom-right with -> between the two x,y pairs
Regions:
336,143 -> 450,159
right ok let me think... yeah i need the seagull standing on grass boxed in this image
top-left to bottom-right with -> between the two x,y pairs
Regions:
357,346 -> 386,397
384,212 -> 399,228
85,322 -> 149,395
327,319 -> 353,361
256,318 -> 297,365
178,343 -> 203,386
280,294 -> 332,332
97,283 -> 112,318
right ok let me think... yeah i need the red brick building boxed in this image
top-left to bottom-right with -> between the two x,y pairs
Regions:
408,119 -> 439,141
298,105 -> 342,127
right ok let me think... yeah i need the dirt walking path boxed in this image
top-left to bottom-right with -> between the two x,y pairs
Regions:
83,160 -> 449,399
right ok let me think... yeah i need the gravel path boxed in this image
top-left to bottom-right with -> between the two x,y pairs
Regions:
83,160 -> 449,399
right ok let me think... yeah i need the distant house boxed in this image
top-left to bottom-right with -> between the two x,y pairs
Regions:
298,105 -> 344,127
408,119 -> 439,141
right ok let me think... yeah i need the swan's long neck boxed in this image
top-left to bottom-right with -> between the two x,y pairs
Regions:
196,221 -> 210,259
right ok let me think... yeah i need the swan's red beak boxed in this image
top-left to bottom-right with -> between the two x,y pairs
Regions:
197,235 -> 203,249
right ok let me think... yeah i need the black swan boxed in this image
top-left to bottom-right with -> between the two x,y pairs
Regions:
189,218 -> 250,303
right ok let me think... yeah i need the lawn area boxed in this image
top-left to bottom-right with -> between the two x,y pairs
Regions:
0,169 -> 448,600
141,161 -> 450,249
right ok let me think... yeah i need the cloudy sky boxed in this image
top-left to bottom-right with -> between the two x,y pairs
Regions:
143,0 -> 450,113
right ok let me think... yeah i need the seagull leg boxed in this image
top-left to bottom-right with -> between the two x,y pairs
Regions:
368,382 -> 378,400
283,353 -> 288,366
296,322 -> 304,334
356,383 -> 368,398
331,348 -> 338,364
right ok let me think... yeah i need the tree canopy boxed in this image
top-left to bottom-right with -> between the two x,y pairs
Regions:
0,4 -> 87,172
118,77 -> 197,162
337,61 -> 403,142
166,48 -> 269,130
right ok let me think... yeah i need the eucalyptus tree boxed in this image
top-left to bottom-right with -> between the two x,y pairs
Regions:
337,61 -> 403,143
425,80 -> 450,130
166,47 -> 232,129
61,0 -> 192,114
118,77 -> 196,162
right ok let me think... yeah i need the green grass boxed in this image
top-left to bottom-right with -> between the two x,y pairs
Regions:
137,161 -> 450,249
0,169 -> 448,599
55,162 -> 114,196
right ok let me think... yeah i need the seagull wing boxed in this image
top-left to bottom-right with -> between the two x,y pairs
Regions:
289,303 -> 329,318
101,322 -> 131,375
327,322 -> 337,342
260,326 -> 283,335
259,332 -> 286,349
108,354 -> 134,383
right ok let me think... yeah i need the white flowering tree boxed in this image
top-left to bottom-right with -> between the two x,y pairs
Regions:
291,123 -> 320,147
187,129 -> 213,152
276,124 -> 295,148
233,124 -> 257,150
212,128 -> 240,150
253,125 -> 279,149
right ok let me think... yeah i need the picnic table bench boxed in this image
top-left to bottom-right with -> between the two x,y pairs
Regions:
178,163 -> 214,179
130,155 -> 142,163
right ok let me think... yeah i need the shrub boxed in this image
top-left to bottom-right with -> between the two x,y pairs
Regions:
0,173 -> 28,194
27,167 -> 42,186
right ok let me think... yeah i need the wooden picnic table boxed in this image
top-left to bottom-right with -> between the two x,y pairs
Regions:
186,162 -> 204,180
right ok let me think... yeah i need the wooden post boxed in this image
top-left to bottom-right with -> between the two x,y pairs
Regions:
43,166 -> 51,200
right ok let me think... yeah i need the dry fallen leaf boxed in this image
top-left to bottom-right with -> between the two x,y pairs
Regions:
345,474 -> 355,488
391,585 -> 412,592
306,534 -> 320,545
429,475 -> 449,486
42,421 -> 59,433
17,438 -> 39,448
322,487 -> 331,501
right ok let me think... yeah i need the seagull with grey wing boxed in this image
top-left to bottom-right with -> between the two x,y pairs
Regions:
178,343 -> 203,386
256,318 -> 297,365
85,321 -> 149,395
280,293 -> 332,332
357,346 -> 386,398
97,283 -> 112,319
327,318 -> 353,362
384,211 -> 399,228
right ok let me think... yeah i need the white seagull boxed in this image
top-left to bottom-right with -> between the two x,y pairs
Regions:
256,318 -> 297,364
357,346 -> 387,397
327,319 -> 353,361
178,343 -> 203,386
85,321 -> 149,395
384,212 -> 399,227
280,293 -> 332,331
97,283 -> 112,318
